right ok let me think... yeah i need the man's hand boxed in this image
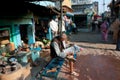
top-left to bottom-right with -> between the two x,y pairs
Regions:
69,44 -> 74,46
67,52 -> 73,56
80,47 -> 84,51
66,55 -> 76,62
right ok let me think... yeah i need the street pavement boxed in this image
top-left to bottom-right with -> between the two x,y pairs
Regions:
57,31 -> 120,80
33,31 -> 120,80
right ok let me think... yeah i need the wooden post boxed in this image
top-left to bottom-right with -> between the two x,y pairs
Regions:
11,25 -> 21,48
27,24 -> 35,45
46,27 -> 52,40
60,0 -> 64,34
111,0 -> 115,17
14,25 -> 22,47
119,5 -> 120,19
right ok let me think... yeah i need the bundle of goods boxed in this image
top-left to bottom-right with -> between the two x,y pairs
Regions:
0,57 -> 21,74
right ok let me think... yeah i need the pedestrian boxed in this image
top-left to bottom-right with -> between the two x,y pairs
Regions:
64,16 -> 72,35
116,29 -> 120,51
50,32 -> 80,76
110,18 -> 120,43
98,21 -> 102,32
49,17 -> 58,38
92,20 -> 96,32
100,19 -> 109,41
70,21 -> 77,34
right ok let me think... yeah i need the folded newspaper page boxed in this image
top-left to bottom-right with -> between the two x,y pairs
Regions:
63,45 -> 83,54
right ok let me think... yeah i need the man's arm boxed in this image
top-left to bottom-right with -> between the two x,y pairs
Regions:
51,42 -> 67,58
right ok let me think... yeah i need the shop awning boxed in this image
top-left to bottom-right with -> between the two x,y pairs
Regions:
4,0 -> 59,1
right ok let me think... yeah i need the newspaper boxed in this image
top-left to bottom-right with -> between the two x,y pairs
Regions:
63,45 -> 82,54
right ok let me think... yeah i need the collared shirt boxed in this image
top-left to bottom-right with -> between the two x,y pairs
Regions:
51,41 -> 82,58
49,20 -> 58,32
51,41 -> 67,58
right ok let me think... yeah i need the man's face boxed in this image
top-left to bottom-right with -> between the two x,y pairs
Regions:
61,34 -> 67,41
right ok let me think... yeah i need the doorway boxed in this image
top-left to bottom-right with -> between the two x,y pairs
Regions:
19,25 -> 28,44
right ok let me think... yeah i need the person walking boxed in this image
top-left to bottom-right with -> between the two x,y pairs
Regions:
49,17 -> 58,38
70,21 -> 77,34
110,18 -> 120,43
100,19 -> 109,41
116,29 -> 120,51
92,20 -> 96,32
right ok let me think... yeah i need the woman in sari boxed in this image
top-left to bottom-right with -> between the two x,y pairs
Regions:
100,20 -> 109,41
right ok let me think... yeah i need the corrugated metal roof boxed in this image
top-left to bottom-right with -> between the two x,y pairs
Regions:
23,0 -> 60,2
30,1 -> 55,7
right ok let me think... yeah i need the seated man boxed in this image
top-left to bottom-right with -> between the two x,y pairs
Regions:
50,32 -> 80,76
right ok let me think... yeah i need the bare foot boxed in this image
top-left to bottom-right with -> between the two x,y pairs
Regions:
47,68 -> 57,73
71,71 -> 79,76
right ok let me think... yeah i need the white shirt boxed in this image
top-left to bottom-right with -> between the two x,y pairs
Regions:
51,41 -> 82,58
49,20 -> 58,32
62,21 -> 66,32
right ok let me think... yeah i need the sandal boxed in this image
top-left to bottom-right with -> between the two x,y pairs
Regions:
71,71 -> 79,76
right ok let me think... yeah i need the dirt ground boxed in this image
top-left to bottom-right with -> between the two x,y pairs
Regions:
31,31 -> 120,80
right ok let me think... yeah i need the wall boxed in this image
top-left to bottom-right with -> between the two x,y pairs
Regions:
0,13 -> 35,48
0,13 -> 33,26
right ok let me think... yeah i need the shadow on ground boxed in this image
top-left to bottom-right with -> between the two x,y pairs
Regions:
58,54 -> 120,80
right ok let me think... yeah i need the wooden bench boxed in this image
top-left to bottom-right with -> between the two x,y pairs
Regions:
36,53 -> 77,80
39,57 -> 65,80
